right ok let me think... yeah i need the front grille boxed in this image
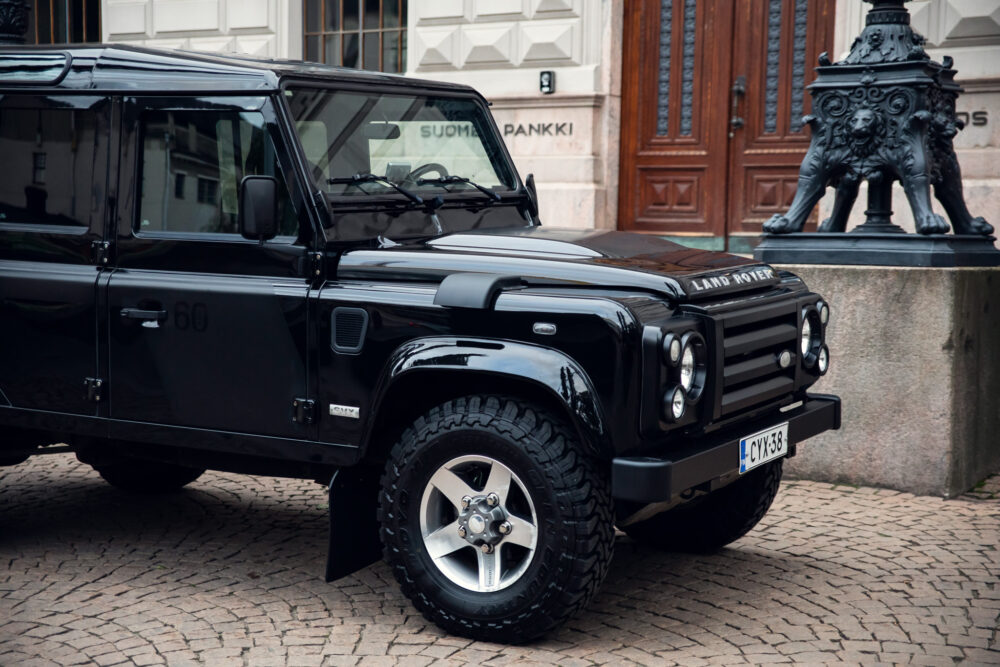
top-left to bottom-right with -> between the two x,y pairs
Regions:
718,301 -> 798,417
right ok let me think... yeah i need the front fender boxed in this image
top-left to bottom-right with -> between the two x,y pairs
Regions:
365,336 -> 610,457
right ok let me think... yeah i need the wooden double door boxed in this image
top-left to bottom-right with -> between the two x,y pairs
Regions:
618,0 -> 835,248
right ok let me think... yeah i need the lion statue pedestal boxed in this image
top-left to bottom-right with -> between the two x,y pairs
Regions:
755,0 -> 998,267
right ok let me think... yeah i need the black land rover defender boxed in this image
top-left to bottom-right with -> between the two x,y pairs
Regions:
0,46 -> 840,642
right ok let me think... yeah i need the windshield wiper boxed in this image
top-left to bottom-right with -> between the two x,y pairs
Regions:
416,176 -> 502,203
328,173 -> 424,206
328,172 -> 446,235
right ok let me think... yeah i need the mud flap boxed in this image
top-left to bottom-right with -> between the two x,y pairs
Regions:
325,467 -> 383,582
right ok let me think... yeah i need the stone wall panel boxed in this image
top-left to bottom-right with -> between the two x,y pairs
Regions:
152,0 -> 220,33
104,0 -> 290,59
460,23 -> 516,68
105,1 -> 149,37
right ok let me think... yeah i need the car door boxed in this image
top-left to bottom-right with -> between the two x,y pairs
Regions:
106,95 -> 315,440
0,93 -> 110,417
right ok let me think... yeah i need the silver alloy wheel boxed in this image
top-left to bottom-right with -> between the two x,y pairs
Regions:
419,454 -> 538,593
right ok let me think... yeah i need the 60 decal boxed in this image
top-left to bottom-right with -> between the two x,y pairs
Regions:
174,301 -> 208,332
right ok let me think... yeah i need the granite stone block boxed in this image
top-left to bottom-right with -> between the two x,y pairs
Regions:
778,265 -> 1000,497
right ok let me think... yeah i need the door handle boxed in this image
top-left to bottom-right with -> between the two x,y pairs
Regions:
730,75 -> 747,137
121,307 -> 167,328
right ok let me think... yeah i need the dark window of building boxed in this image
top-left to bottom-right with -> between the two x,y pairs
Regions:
0,102 -> 100,228
304,0 -> 406,73
26,0 -> 102,44
196,177 -> 217,205
138,110 -> 297,238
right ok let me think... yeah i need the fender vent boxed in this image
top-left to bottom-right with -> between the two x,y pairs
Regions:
332,307 -> 368,354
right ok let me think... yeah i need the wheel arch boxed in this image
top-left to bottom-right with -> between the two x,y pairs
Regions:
360,337 -> 611,464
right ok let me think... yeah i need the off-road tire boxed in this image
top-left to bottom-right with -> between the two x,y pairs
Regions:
378,395 -> 615,643
95,460 -> 205,493
623,459 -> 783,552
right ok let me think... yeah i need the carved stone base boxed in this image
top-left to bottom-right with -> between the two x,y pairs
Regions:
754,233 -> 1000,267
776,264 -> 1000,497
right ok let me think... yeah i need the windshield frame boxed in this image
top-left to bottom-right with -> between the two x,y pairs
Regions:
277,78 -> 525,208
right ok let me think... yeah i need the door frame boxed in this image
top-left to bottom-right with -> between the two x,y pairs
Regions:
617,0 -> 734,243
0,93 -> 112,417
105,93 -> 317,441
617,0 -> 835,251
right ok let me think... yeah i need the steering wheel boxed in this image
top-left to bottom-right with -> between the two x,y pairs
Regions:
407,162 -> 450,182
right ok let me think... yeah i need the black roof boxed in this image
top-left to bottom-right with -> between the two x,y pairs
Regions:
0,44 -> 477,95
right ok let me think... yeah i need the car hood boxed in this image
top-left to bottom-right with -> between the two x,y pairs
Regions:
336,227 -> 781,302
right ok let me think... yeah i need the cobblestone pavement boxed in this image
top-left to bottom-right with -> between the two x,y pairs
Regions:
2,454 -> 998,666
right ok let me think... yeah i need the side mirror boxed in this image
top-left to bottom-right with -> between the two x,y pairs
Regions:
524,173 -> 540,223
239,175 -> 278,241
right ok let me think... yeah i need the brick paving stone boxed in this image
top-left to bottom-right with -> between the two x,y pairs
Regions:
2,454 -> 998,665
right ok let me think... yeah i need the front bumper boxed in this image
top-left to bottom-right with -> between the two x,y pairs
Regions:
612,394 -> 840,503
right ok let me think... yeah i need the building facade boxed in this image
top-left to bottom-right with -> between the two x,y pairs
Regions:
87,0 -> 1000,248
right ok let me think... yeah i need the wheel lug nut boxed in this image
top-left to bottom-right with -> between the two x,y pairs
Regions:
486,492 -> 499,507
457,526 -> 467,538
481,543 -> 494,554
461,495 -> 471,509
498,521 -> 512,535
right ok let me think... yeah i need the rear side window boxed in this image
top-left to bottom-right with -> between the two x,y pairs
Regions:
0,98 -> 101,228
137,110 -> 297,238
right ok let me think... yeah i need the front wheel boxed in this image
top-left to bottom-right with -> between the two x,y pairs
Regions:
622,459 -> 783,552
379,396 -> 614,643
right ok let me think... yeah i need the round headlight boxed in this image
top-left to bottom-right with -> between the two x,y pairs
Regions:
663,334 -> 682,365
818,346 -> 830,374
670,387 -> 685,420
800,316 -> 812,356
680,344 -> 695,391
819,302 -> 830,326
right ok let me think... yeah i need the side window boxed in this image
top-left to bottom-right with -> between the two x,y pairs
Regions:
138,110 -> 297,238
0,99 -> 100,228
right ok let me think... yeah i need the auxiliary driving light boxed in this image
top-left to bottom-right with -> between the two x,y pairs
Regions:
663,333 -> 682,365
819,301 -> 830,325
665,386 -> 685,421
818,346 -> 830,374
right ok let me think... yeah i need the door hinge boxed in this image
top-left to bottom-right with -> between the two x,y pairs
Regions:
292,398 -> 316,425
85,377 -> 104,402
91,240 -> 111,266
309,251 -> 324,279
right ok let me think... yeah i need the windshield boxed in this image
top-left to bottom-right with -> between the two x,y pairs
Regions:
285,87 -> 517,198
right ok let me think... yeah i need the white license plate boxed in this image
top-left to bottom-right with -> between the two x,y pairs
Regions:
739,422 -> 789,474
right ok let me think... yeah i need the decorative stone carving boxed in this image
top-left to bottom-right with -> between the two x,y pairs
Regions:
763,0 -> 993,238
0,0 -> 30,45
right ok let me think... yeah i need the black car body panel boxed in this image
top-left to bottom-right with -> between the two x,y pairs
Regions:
337,227 -> 782,301
0,44 -> 839,499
